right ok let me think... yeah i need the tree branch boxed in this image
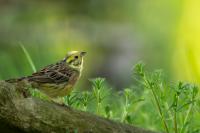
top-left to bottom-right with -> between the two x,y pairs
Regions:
0,81 -> 157,133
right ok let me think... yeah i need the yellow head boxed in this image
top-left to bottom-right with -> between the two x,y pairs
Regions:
65,51 -> 86,70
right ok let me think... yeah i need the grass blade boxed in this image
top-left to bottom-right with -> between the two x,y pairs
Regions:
20,43 -> 36,73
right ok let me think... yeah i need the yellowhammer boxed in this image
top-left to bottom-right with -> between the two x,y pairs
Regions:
6,51 -> 86,98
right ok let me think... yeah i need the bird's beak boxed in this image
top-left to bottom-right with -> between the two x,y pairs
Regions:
80,51 -> 87,57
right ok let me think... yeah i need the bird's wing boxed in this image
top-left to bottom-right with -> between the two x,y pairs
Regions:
28,62 -> 75,84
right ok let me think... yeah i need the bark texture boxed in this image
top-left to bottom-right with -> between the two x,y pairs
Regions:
0,81 -> 157,133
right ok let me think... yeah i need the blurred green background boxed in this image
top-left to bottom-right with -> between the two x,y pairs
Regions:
0,0 -> 200,89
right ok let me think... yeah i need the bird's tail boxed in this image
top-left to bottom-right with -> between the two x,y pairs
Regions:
5,77 -> 27,83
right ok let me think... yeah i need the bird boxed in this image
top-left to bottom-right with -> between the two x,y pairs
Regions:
6,51 -> 87,98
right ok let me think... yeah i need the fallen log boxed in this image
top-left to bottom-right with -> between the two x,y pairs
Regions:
0,81 -> 157,133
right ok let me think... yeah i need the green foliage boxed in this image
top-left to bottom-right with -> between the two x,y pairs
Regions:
133,63 -> 199,133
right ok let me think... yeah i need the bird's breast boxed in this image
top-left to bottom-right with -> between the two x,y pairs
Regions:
39,72 -> 80,98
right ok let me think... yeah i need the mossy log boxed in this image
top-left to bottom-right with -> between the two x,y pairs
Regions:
0,81 -> 157,133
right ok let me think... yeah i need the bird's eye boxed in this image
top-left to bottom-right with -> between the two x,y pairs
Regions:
75,56 -> 79,59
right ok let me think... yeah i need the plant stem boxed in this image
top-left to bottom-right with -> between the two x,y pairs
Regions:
143,74 -> 169,133
180,101 -> 193,133
83,105 -> 87,112
173,93 -> 179,133
122,94 -> 128,122
96,89 -> 101,115
174,111 -> 178,133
